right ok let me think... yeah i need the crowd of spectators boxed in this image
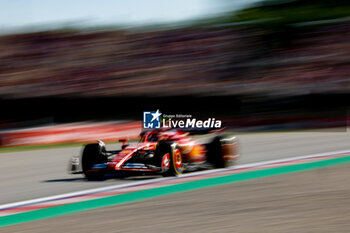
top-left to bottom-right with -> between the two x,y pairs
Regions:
0,22 -> 349,98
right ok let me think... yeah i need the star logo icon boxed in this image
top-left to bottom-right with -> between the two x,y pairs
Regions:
151,109 -> 161,122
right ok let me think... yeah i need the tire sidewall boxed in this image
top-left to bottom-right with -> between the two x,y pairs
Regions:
157,141 -> 183,176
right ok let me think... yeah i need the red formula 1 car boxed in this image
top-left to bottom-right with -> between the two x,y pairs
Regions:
69,129 -> 239,180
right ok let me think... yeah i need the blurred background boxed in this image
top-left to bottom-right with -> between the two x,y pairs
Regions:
0,0 -> 350,146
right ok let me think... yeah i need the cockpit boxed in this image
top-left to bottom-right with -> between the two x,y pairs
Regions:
139,131 -> 159,143
139,129 -> 186,143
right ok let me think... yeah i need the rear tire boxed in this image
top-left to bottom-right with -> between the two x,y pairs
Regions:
207,136 -> 239,168
81,143 -> 107,180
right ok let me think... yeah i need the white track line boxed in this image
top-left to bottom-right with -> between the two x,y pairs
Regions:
1,149 -> 349,211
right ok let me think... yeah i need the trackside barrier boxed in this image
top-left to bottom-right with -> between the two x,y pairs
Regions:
0,121 -> 142,147
0,116 -> 348,147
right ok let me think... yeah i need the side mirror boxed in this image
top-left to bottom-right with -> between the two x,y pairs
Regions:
119,138 -> 128,144
119,138 -> 128,149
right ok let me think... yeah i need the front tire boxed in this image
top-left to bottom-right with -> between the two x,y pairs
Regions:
81,143 -> 107,180
156,141 -> 184,176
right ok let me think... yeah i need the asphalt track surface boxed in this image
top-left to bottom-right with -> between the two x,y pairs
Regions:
1,129 -> 350,205
4,163 -> 350,233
